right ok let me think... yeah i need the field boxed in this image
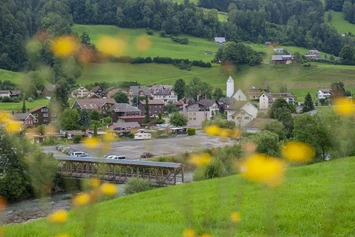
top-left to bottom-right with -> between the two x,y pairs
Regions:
0,99 -> 49,111
77,61 -> 355,100
72,24 -> 220,61
327,11 -> 355,35
0,69 -> 23,84
5,157 -> 355,236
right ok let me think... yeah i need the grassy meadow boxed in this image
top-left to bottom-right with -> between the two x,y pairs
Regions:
327,11 -> 355,35
72,24 -> 219,61
0,99 -> 49,111
5,157 -> 355,236
0,69 -> 23,84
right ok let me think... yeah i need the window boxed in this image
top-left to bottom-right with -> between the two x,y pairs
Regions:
52,118 -> 56,122
41,108 -> 48,112
44,119 -> 48,123
189,118 -> 192,120
34,113 -> 38,117
43,113 -> 48,117
244,117 -> 249,120
193,118 -> 196,120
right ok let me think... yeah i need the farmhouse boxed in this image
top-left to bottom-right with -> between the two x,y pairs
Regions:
108,103 -> 142,123
259,93 -> 295,110
71,86 -> 90,98
271,55 -> 293,64
29,106 -> 54,125
72,98 -> 116,113
42,85 -> 56,97
184,99 -> 219,127
305,50 -> 321,59
128,86 -> 151,103
149,85 -> 178,104
214,37 -> 226,44
138,99 -> 164,116
13,112 -> 35,128
318,89 -> 331,100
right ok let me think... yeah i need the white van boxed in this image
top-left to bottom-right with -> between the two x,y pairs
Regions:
134,133 -> 152,140
70,151 -> 88,157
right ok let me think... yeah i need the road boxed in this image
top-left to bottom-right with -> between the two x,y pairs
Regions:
43,131 -> 236,160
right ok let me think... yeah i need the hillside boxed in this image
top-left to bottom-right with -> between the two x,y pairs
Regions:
5,157 -> 355,236
327,11 -> 355,35
72,24 -> 220,61
0,69 -> 23,84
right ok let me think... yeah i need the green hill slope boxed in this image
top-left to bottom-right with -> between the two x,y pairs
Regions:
5,157 -> 355,236
0,69 -> 23,84
327,11 -> 355,35
72,24 -> 220,61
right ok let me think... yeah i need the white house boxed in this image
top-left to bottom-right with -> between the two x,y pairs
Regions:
149,85 -> 178,104
0,90 -> 11,98
318,89 -> 331,100
214,37 -> 226,44
226,101 -> 258,128
259,93 -> 295,110
259,93 -> 270,110
71,86 -> 90,98
183,99 -> 219,127
274,48 -> 284,54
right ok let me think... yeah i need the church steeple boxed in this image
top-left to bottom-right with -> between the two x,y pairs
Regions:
226,76 -> 234,97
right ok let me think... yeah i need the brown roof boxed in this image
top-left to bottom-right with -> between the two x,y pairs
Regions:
108,103 -> 142,113
13,113 -> 32,121
29,106 -> 47,113
139,99 -> 164,105
74,98 -> 116,110
197,99 -> 216,107
246,118 -> 274,129
225,101 -> 248,110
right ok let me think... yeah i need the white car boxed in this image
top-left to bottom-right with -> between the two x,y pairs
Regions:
105,155 -> 125,160
70,151 -> 88,157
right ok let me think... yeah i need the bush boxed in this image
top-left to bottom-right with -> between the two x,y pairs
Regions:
27,97 -> 33,102
146,29 -> 154,35
171,36 -> 189,44
1,96 -> 12,102
12,97 -> 20,102
187,128 -> 196,136
160,30 -> 166,37
73,135 -> 82,144
145,57 -> 153,63
125,178 -> 153,194
193,158 -> 225,181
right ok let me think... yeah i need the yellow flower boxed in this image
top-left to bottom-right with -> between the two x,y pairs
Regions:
231,129 -> 241,138
0,111 -> 10,123
51,36 -> 78,58
135,35 -> 152,52
282,141 -> 315,163
47,210 -> 68,223
333,97 -> 355,116
103,132 -> 115,142
200,234 -> 211,237
188,153 -> 212,166
230,212 -> 241,223
97,36 -> 126,56
219,128 -> 231,138
72,193 -> 91,207
55,234 -> 70,237
89,178 -> 101,188
83,137 -> 100,149
45,124 -> 57,135
204,125 -> 220,136
5,120 -> 22,133
183,229 -> 196,237
239,153 -> 285,187
100,183 -> 118,196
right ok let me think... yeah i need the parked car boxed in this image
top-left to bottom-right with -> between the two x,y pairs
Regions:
69,151 -> 88,157
106,155 -> 126,160
134,132 -> 151,140
56,145 -> 63,151
141,152 -> 155,158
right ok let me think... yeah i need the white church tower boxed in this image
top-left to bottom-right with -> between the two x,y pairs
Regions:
226,76 -> 234,98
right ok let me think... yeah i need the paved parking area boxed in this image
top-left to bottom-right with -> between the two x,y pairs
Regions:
43,132 -> 236,160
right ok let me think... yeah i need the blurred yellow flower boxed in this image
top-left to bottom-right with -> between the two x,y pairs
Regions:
231,129 -> 241,138
189,153 -> 212,166
89,178 -> 101,188
97,36 -> 126,56
282,141 -> 315,162
5,120 -> 22,133
103,132 -> 115,142
219,128 -> 231,138
200,234 -> 211,237
0,111 -> 10,123
47,210 -> 68,223
230,212 -> 241,223
135,35 -> 152,52
55,234 -> 70,237
204,125 -> 220,136
45,124 -> 57,135
72,193 -> 91,207
183,229 -> 196,237
333,97 -> 355,116
83,137 -> 100,149
100,183 -> 118,196
51,36 -> 78,58
242,142 -> 257,154
240,153 -> 285,187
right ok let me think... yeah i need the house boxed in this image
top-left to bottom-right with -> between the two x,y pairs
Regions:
72,98 -> 116,113
259,93 -> 295,110
264,41 -> 272,46
184,99 -> 220,127
84,92 -> 101,99
247,87 -> 264,100
91,86 -> 104,97
149,85 -> 178,104
273,48 -> 284,54
109,122 -> 141,136
138,99 -> 164,116
42,85 -> 56,97
10,90 -> 21,97
71,86 -> 90,98
271,55 -> 293,64
108,103 -> 142,123
13,113 -> 35,128
305,50 -> 321,59
0,90 -> 11,98
128,86 -> 151,103
118,116 -> 156,125
29,106 -> 54,125
226,101 -> 259,127
214,37 -> 226,44
245,118 -> 274,133
318,89 -> 331,100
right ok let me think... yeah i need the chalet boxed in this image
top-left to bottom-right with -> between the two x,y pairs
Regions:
271,55 -> 293,64
0,90 -> 11,98
13,113 -> 35,128
108,103 -> 142,123
71,86 -> 89,98
149,85 -> 178,104
247,87 -> 265,100
214,37 -> 226,44
10,90 -> 21,97
273,48 -> 284,54
318,89 -> 331,100
128,86 -> 151,103
305,50 -> 321,59
91,86 -> 104,97
72,98 -> 116,113
29,106 -> 54,125
264,41 -> 272,46
42,85 -> 56,97
259,93 -> 295,110
226,101 -> 258,128
138,99 -> 164,116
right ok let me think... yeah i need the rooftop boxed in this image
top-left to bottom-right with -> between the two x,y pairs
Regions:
129,86 -> 151,96
108,103 -> 142,113
245,118 -> 274,129
139,99 -> 165,105
75,98 -> 116,110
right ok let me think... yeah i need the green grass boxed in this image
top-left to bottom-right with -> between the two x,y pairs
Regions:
5,157 -> 355,236
327,11 -> 355,35
72,24 -> 220,61
0,99 -> 49,111
0,68 -> 23,84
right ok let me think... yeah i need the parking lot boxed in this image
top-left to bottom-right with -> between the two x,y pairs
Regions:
43,131 -> 236,160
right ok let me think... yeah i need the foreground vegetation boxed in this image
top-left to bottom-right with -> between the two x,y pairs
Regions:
5,157 -> 355,236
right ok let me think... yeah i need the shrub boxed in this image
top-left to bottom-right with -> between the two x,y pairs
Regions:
187,128 -> 196,136
1,96 -> 12,102
125,178 -> 153,194
12,97 -> 20,103
160,30 -> 166,37
193,158 -> 225,181
145,57 -> 153,63
171,36 -> 189,44
132,57 -> 146,64
146,29 -> 154,35
73,135 -> 82,144
27,97 -> 33,102
127,132 -> 134,139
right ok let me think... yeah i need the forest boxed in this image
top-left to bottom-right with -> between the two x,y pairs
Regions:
1,0 -> 355,73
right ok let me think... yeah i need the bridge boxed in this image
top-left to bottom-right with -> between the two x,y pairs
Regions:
54,156 -> 184,185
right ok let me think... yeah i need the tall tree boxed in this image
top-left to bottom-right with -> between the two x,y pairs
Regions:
212,88 -> 225,100
79,109 -> 91,128
330,82 -> 346,100
250,130 -> 280,157
174,78 -> 186,100
22,96 -> 26,113
263,120 -> 286,141
170,112 -> 188,127
302,93 -> 315,113
339,45 -> 355,65
52,84 -> 69,113
59,109 -> 80,130
143,96 -> 150,124
185,77 -> 213,101
113,92 -> 129,103
268,97 -> 295,119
